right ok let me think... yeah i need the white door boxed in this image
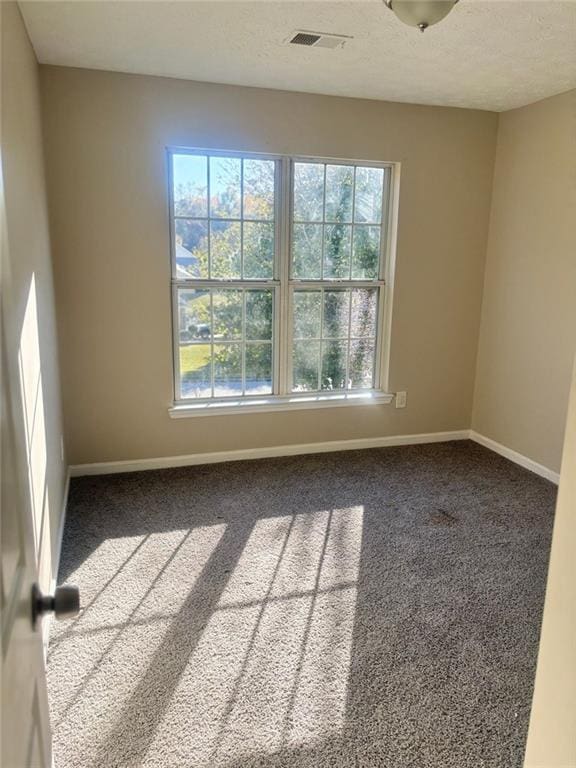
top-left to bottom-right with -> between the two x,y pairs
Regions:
1,129 -> 52,766
1,332 -> 52,767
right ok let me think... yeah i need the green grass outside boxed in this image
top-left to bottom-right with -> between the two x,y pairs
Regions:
180,344 -> 210,375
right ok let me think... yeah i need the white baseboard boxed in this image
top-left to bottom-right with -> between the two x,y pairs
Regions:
469,431 -> 559,485
68,429 -> 560,484
69,430 -> 470,477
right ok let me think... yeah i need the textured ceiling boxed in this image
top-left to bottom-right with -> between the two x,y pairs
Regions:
19,0 -> 576,112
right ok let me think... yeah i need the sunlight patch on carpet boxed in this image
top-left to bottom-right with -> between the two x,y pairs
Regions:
144,506 -> 364,766
47,524 -> 227,756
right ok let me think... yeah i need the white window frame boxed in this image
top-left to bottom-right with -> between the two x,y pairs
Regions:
167,148 -> 399,418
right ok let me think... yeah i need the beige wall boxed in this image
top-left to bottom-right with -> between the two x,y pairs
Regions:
524,357 -> 576,768
39,66 -> 497,465
1,3 -> 66,589
473,90 -> 576,474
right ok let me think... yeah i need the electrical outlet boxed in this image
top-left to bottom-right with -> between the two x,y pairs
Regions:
395,391 -> 407,409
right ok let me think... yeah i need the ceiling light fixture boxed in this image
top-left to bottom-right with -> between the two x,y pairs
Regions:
384,0 -> 460,32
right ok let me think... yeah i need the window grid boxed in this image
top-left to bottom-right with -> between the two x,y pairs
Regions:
291,287 -> 378,393
172,156 -> 276,281
287,159 -> 386,395
348,166 -> 357,284
178,288 -> 274,399
291,162 -> 385,283
169,149 -> 393,404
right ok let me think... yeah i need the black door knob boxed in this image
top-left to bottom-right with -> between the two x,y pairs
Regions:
32,583 -> 80,628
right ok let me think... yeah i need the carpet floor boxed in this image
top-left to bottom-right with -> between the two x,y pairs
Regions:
48,440 -> 556,768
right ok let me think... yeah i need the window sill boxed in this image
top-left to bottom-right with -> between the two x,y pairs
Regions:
169,391 -> 394,418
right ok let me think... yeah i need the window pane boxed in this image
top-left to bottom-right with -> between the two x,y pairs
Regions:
292,223 -> 322,279
245,290 -> 273,341
210,221 -> 241,278
293,341 -> 320,392
323,224 -> 351,279
213,344 -> 242,397
293,291 -> 321,339
178,289 -> 211,342
323,291 -> 350,339
245,343 -> 272,395
349,339 -> 375,389
172,154 -> 207,217
351,288 -> 377,338
177,287 -> 276,400
290,162 -> 385,284
212,290 -> 242,340
243,222 -> 274,279
180,344 -> 211,399
174,219 -> 209,279
354,167 -> 384,223
293,163 -> 324,222
352,226 -> 380,280
290,287 -> 380,393
243,159 -> 275,220
172,152 -> 281,402
321,341 -> 347,391
325,165 -> 353,223
210,156 -> 241,218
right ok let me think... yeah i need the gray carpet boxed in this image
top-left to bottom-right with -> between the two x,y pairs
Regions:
48,440 -> 556,768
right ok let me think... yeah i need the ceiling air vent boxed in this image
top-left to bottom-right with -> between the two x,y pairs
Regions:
286,30 -> 351,49
290,32 -> 322,46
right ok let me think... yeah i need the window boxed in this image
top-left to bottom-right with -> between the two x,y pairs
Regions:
169,150 -> 395,414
